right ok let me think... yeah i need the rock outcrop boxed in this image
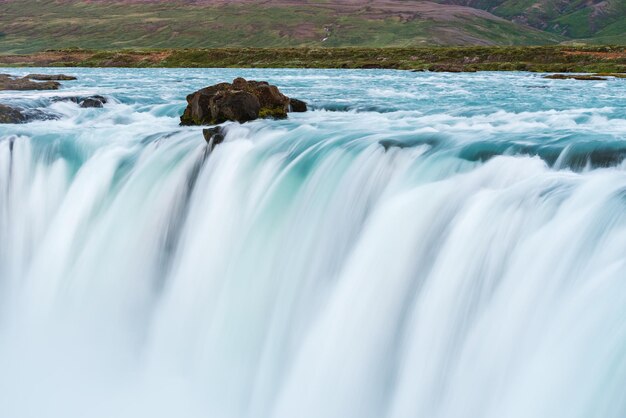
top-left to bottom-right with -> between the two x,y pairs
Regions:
0,74 -> 60,91
54,95 -> 108,108
0,74 -> 77,91
0,104 -> 27,124
544,74 -> 607,81
180,77 -> 307,125
0,104 -> 58,124
26,74 -> 77,81
421,64 -> 477,73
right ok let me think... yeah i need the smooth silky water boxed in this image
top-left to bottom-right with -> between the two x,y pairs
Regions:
1,68 -> 626,418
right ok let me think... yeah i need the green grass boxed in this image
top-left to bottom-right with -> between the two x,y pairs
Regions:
554,8 -> 595,39
2,46 -> 625,73
437,0 -> 626,42
0,0 -> 564,54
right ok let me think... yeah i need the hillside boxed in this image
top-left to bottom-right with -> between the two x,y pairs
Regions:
436,0 -> 626,41
0,0 -> 565,53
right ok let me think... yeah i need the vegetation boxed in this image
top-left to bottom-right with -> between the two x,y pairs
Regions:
1,46 -> 625,73
436,0 -> 626,42
0,1 -> 622,56
1,0 -> 623,72
0,0 -> 566,54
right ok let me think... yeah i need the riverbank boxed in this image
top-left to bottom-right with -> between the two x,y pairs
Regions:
1,46 -> 625,72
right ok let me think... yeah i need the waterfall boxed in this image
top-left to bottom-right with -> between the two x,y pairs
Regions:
1,68 -> 626,418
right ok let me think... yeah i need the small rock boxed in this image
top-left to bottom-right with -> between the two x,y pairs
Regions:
202,126 -> 225,150
53,95 -> 108,108
289,98 -> 308,112
26,74 -> 77,81
0,104 -> 27,124
80,96 -> 107,108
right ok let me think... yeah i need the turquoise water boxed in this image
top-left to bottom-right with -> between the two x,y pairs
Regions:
1,68 -> 626,418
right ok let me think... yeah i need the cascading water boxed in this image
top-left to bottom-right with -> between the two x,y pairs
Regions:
1,68 -> 626,418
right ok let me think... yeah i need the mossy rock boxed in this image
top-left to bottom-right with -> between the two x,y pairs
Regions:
180,77 -> 306,126
259,106 -> 288,119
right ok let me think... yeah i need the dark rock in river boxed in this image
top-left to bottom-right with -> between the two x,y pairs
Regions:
180,77 -> 307,125
289,98 -> 308,112
212,90 -> 260,123
0,74 -> 60,91
425,64 -> 477,73
26,74 -> 77,81
54,95 -> 108,108
79,96 -> 107,108
0,104 -> 27,124
0,104 -> 58,124
544,74 -> 607,81
203,126 -> 225,150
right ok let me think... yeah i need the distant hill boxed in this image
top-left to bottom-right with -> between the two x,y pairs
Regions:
436,0 -> 626,42
0,0 -> 622,54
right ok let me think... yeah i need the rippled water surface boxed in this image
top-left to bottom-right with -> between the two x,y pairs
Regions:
1,68 -> 626,418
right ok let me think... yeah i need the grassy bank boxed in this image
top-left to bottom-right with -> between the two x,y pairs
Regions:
0,46 -> 625,72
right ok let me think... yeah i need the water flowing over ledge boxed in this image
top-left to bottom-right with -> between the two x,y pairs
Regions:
1,68 -> 626,418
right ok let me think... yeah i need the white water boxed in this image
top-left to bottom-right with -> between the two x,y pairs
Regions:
1,69 -> 626,417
